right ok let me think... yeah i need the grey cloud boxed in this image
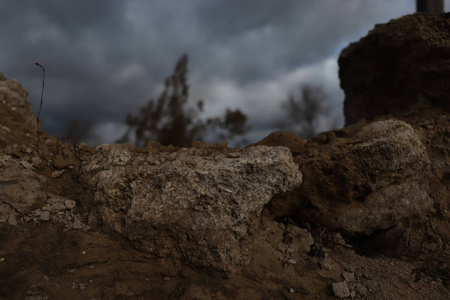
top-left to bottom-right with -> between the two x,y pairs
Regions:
0,0 -> 419,144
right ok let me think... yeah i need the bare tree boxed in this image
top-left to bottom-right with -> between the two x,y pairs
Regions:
206,108 -> 250,147
120,54 -> 250,147
278,85 -> 328,138
65,117 -> 98,144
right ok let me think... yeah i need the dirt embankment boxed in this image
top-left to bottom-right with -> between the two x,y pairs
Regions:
1,12 -> 449,300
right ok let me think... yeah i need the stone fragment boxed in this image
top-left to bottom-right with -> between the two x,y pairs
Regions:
53,148 -> 78,169
355,283 -> 368,296
43,203 -> 66,212
226,152 -> 240,158
285,225 -> 314,254
270,119 -> 431,237
64,200 -> 76,209
72,220 -> 83,230
77,142 -> 92,152
320,256 -> 335,271
332,281 -> 350,299
285,258 -> 297,265
0,155 -> 47,222
39,211 -> 50,221
82,145 -> 302,274
51,169 -> 65,178
19,160 -> 34,170
8,214 -> 17,226
31,157 -> 42,168
342,272 -> 355,282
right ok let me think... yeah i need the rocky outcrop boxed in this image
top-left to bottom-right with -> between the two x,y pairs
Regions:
336,13 -> 449,238
81,143 -> 302,274
0,72 -> 305,278
261,17 -> 449,274
339,13 -> 450,125
0,155 -> 47,224
1,13 -> 450,299
266,119 -> 432,237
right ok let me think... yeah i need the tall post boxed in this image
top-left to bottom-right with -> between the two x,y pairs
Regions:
417,0 -> 444,15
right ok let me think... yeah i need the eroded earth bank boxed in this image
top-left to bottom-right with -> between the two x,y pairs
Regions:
1,13 -> 449,300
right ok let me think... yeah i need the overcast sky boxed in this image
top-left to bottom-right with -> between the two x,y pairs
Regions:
1,1 -> 447,145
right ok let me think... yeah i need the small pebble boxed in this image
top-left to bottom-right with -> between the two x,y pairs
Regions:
342,272 -> 355,282
332,281 -> 350,299
20,160 -> 34,170
8,214 -> 17,226
286,258 -> 297,264
227,152 -> 241,158
39,211 -> 50,221
64,199 -> 76,209
73,220 -> 83,230
51,169 -> 65,178
356,282 -> 368,295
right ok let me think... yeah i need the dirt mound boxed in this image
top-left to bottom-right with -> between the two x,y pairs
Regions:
1,13 -> 449,300
339,13 -> 450,126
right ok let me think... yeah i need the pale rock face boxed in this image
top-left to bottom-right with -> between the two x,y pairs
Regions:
329,120 -> 432,235
82,144 -> 302,274
333,120 -> 431,236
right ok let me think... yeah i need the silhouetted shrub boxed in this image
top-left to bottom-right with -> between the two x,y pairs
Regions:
119,54 -> 249,147
278,85 -> 328,138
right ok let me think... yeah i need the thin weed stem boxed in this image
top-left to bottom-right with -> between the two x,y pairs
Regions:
35,62 -> 45,154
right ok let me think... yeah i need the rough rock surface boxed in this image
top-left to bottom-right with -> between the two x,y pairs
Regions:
1,13 -> 450,300
0,155 -> 47,221
0,73 -> 35,126
251,130 -> 307,153
340,13 -> 450,125
81,143 -> 302,274
268,119 -> 432,237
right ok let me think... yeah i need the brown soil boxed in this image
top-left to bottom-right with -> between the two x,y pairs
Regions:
1,90 -> 448,299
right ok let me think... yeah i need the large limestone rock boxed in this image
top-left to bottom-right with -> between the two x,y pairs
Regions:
81,144 -> 302,274
268,120 -> 432,237
339,13 -> 450,125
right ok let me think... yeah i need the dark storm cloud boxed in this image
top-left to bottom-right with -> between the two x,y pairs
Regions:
0,0 -> 132,135
188,0 -> 404,83
0,0 -> 418,143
